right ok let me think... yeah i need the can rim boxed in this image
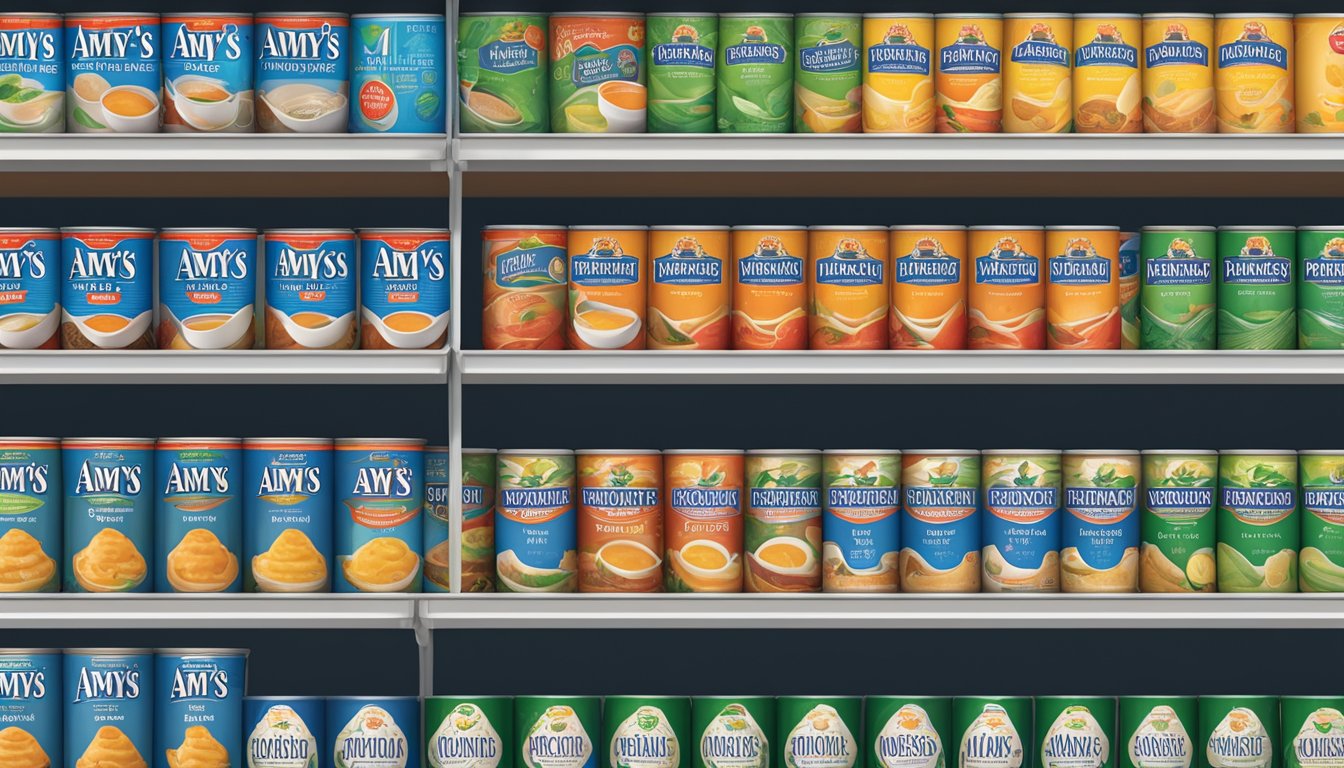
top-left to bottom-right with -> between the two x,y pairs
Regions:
352,14 -> 444,20
498,449 -> 575,455
157,648 -> 250,656
732,225 -> 808,231
1003,13 -> 1073,19
0,227 -> 59,234
981,449 -> 1063,455
159,228 -> 257,235
243,438 -> 333,446
1298,227 -> 1344,232
0,13 -> 60,18
459,12 -> 548,18
264,228 -> 356,235
358,228 -> 450,235
0,437 -> 60,443
647,13 -> 718,18
889,225 -> 968,231
0,648 -> 59,654
1295,13 -> 1344,18
483,225 -> 567,231
64,648 -> 150,654
1140,449 -> 1219,455
864,13 -> 933,18
157,437 -> 244,444
1218,449 -> 1297,455
1141,226 -> 1216,232
164,12 -> 253,19
1075,13 -> 1141,18
569,225 -> 650,231
795,13 -> 860,18
462,448 -> 499,454
809,226 -> 889,231
324,695 -> 420,701
968,225 -> 1044,231
574,449 -> 662,455
719,13 -> 794,18
245,696 -> 328,700
902,449 -> 981,454
61,437 -> 155,445
662,449 -> 745,455
1216,13 -> 1292,19
649,225 -> 732,231
1296,451 -> 1344,456
1143,13 -> 1215,19
746,449 -> 822,455
1046,226 -> 1120,231
1217,226 -> 1296,231
256,12 -> 349,18
935,13 -> 1003,19
61,227 -> 156,234
1063,449 -> 1140,455
822,449 -> 902,455
426,445 -> 449,452
65,13 -> 162,19
334,438 -> 427,447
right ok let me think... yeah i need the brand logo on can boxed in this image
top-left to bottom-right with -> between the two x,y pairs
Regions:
1145,238 -> 1211,285
1145,24 -> 1209,68
868,24 -> 930,76
1223,237 -> 1290,284
571,238 -> 639,286
986,486 -> 1057,522
939,25 -> 1000,74
1075,25 -> 1138,68
1221,487 -> 1296,523
652,25 -> 713,68
725,27 -> 787,66
74,665 -> 141,702
654,237 -> 721,285
738,237 -> 803,285
976,238 -> 1039,285
896,238 -> 960,286
1011,24 -> 1068,66
430,702 -> 503,768
1304,238 -> 1344,285
800,31 -> 858,74
1049,238 -> 1111,285
816,238 -> 883,286
1218,23 -> 1287,69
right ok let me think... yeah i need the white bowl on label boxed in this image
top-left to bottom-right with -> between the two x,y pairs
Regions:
260,83 -> 348,133
169,75 -> 240,131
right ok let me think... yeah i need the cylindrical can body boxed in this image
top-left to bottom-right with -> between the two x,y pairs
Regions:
1216,14 -> 1294,133
777,697 -> 862,768
866,696 -> 951,768
577,450 -> 664,592
603,695 -> 691,768
981,450 -> 1062,593
254,13 -> 348,133
1217,227 -> 1297,350
663,450 -> 744,593
794,14 -> 862,133
862,14 -> 935,133
1141,14 -> 1215,133
457,12 -> 549,133
1120,232 -> 1141,349
1036,697 -> 1116,768
1217,451 -> 1300,593
65,649 -> 152,768
1003,14 -> 1073,133
350,14 -> 446,133
717,14 -> 793,133
890,226 -> 968,350
1139,450 -> 1217,593
1072,15 -> 1142,133
328,696 -> 421,768
156,438 -> 244,593
425,696 -> 513,768
647,14 -> 718,133
1118,696 -> 1197,768
808,227 -> 889,350
163,14 -> 254,133
423,446 -> 451,593
517,696 -> 601,768
822,451 -> 900,593
1061,450 -> 1140,593
1297,228 -> 1344,349
901,451 -> 981,593
1281,697 -> 1344,768
482,226 -> 568,350
647,227 -> 731,350
0,438 -> 60,592
693,696 -> 774,768
0,229 -> 61,349
0,14 -> 63,132
66,14 -> 162,134
1294,15 -> 1344,133
731,227 -> 808,350
155,649 -> 248,768
333,438 -> 425,593
0,649 -> 61,767
61,228 -> 156,350
967,227 -> 1046,350
1139,228 -> 1217,351
1046,227 -> 1121,351
934,14 -> 1003,132
1197,697 -> 1279,768
263,229 -> 357,350
567,226 -> 649,351
550,13 -> 646,134
243,438 -> 333,593
496,450 -> 577,593
1297,452 -> 1344,592
458,448 -> 499,593
744,451 -> 822,593
246,696 -> 324,768
62,438 -> 154,593
157,229 -> 258,350
358,228 -> 451,350
954,697 -> 1032,768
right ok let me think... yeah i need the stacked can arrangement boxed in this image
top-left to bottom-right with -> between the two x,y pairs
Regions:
0,11 -> 445,133
0,227 -> 449,351
463,448 -> 1344,595
0,437 -> 462,594
480,225 -> 1344,352
459,12 -> 1344,135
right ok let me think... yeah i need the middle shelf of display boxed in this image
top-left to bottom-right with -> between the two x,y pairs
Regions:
0,349 -> 451,384
0,593 -> 418,629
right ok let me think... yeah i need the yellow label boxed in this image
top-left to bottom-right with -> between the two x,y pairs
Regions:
1073,16 -> 1142,133
1003,16 -> 1072,133
862,15 -> 935,133
934,15 -> 1003,133
1141,15 -> 1216,133
1293,15 -> 1344,133
1215,15 -> 1294,133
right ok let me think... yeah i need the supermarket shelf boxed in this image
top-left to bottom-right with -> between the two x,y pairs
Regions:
459,350 -> 1344,385
0,350 -> 449,384
0,594 -> 417,629
420,594 -> 1344,630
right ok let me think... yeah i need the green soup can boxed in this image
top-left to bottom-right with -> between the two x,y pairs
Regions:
1217,227 -> 1296,350
779,696 -> 863,768
717,14 -> 794,133
1120,232 -> 1141,350
1139,451 -> 1218,594
1198,696 -> 1279,768
1217,451 -> 1300,593
744,450 -> 822,594
1296,228 -> 1344,349
458,13 -> 550,133
693,696 -> 774,768
426,696 -> 514,768
1036,697 -> 1116,768
462,448 -> 498,593
866,697 -> 951,768
1119,697 -> 1198,768
955,697 -> 1032,768
1297,452 -> 1344,593
1140,227 -> 1216,350
794,14 -> 862,133
549,13 -> 647,134
518,696 -> 601,768
1280,697 -> 1344,768
604,696 -> 691,768
648,14 -> 718,133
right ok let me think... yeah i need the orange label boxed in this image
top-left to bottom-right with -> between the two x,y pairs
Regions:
808,228 -> 889,349
1045,228 -> 1121,350
935,15 -> 1004,132
567,228 -> 647,350
577,453 -> 663,593
664,453 -> 744,593
967,227 -> 1046,350
890,227 -> 968,349
647,229 -> 730,350
482,228 -> 568,350
731,228 -> 808,350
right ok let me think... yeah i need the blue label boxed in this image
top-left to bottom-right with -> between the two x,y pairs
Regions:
976,248 -> 1040,286
570,43 -> 640,87
359,232 -> 450,324
480,39 -> 538,74
652,42 -> 713,69
0,18 -> 63,97
65,651 -> 152,766
0,232 -> 59,319
824,486 -> 898,572
1064,487 -> 1138,571
800,40 -> 858,73
1074,29 -> 1138,68
902,485 -> 980,572
264,232 -> 355,324
896,253 -> 960,286
493,244 -> 565,287
1049,255 -> 1111,285
938,35 -> 1000,74
0,651 -> 61,766
570,253 -> 640,287
159,233 -> 256,334
155,443 -> 243,593
1145,236 -> 1212,286
1218,33 -> 1288,70
155,653 -> 244,768
61,232 -> 154,325
1120,235 -> 1139,278
0,443 -> 59,591
351,15 -> 445,133
243,443 -> 333,593
65,17 -> 160,91
1145,487 -> 1213,513
334,444 -> 423,593
1223,256 -> 1291,285
327,698 -> 420,768
816,252 -> 884,286
724,42 -> 788,67
1145,40 -> 1209,68
163,18 -> 252,91
985,486 -> 1060,571
62,443 -> 154,593
1305,488 -> 1344,514
255,17 -> 348,92
1011,39 -> 1069,67
245,697 -> 324,768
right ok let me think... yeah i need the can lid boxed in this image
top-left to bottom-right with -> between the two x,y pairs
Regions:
352,14 -> 444,20
889,225 -> 967,231
264,228 -> 355,235
164,12 -> 252,19
157,648 -> 250,656
1216,13 -> 1292,19
1143,13 -> 1214,19
575,449 -> 661,455
902,449 -> 981,455
159,228 -> 257,235
720,13 -> 793,18
498,449 -> 575,456
245,696 -> 327,701
0,437 -> 60,444
1141,226 -> 1216,232
258,13 -> 349,19
1295,13 -> 1344,19
1217,226 -> 1296,231
425,445 -> 449,453
746,449 -> 822,455
1075,13 -> 1141,18
1003,13 -> 1073,19
64,648 -> 150,655
647,13 -> 717,18
552,12 -> 645,18
483,225 -> 567,231
1046,226 -> 1120,231
66,12 -> 162,19
795,13 -> 860,18
335,438 -> 427,447
358,228 -> 450,235
1140,449 -> 1218,455
935,13 -> 1003,19
864,13 -> 932,18
157,437 -> 243,444
822,449 -> 902,455
1295,450 -> 1344,456
1218,449 -> 1297,455
61,437 -> 155,446
61,227 -> 156,234
649,225 -> 731,231
1063,449 -> 1140,455
569,225 -> 650,231
0,228 -> 59,234
809,225 -> 888,231
324,695 -> 420,701
981,449 -> 1062,455
244,438 -> 333,446
1298,226 -> 1344,232
662,449 -> 746,455
0,649 -> 59,655
462,448 -> 499,454
968,225 -> 1044,231
0,13 -> 60,18
459,12 -> 547,18
732,225 -> 808,231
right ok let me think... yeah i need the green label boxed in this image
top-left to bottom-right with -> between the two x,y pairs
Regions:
793,15 -> 861,133
1217,229 -> 1297,350
1119,698 -> 1197,768
693,698 -> 774,768
1281,699 -> 1344,768
605,698 -> 690,768
458,14 -> 549,133
1198,698 -> 1280,768
1297,230 -> 1344,349
1216,454 -> 1299,593
954,698 -> 1032,768
866,698 -> 949,768
777,698 -> 861,768
648,15 -> 718,133
1140,229 -> 1216,350
1140,453 -> 1216,593
426,697 -> 513,768
745,453 -> 820,593
461,451 -> 497,593
1036,699 -> 1115,768
549,17 -> 647,134
1299,454 -> 1344,592
717,16 -> 794,133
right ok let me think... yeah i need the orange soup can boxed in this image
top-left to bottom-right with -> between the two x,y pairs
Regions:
1073,14 -> 1142,133
1216,14 -> 1294,133
1003,14 -> 1073,133
935,13 -> 1003,133
482,226 -> 568,350
808,226 -> 889,350
890,226 -> 968,350
1295,14 -> 1344,133
567,226 -> 648,350
731,226 -> 808,350
647,226 -> 731,350
1045,226 -> 1121,350
968,226 -> 1046,350
1142,14 -> 1216,133
577,450 -> 663,593
663,450 -> 744,593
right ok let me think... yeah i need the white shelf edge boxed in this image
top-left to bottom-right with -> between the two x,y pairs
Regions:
0,594 -> 417,629
0,349 -> 450,384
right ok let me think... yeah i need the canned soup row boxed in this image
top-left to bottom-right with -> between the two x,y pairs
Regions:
461,11 -> 1344,135
472,449 -> 1344,595
0,437 -> 464,594
482,225 -> 1344,352
0,12 -> 445,134
0,227 -> 450,351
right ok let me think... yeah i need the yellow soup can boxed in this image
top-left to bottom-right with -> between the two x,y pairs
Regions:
1142,14 -> 1216,133
1216,14 -> 1294,133
934,14 -> 1003,133
862,14 -> 935,133
1003,14 -> 1072,133
1294,14 -> 1344,133
1073,14 -> 1142,133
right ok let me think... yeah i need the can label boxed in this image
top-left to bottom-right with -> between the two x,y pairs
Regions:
1296,17 -> 1344,132
745,454 -> 821,593
578,453 -> 663,593
244,442 -> 332,593
1218,231 -> 1296,350
1140,454 -> 1216,593
1140,230 -> 1215,350
568,230 -> 647,350
1073,18 -> 1141,133
647,15 -> 717,133
482,228 -> 567,350
334,442 -> 423,593
822,453 -> 899,592
0,231 -> 60,349
156,652 -> 245,768
648,230 -> 730,350
1141,17 -> 1214,133
330,700 -> 416,768
809,230 -> 888,349
1062,453 -> 1139,592
523,705 -> 594,768
359,230 -> 450,350
1046,230 -> 1120,350
163,16 -> 253,132
350,15 -> 445,133
1120,232 -> 1140,349
1286,707 -> 1344,768
1127,706 -> 1192,768
1299,455 -> 1344,592
890,229 -> 967,350
664,454 -> 743,593
497,454 -> 577,593
458,14 -> 547,133
1004,16 -> 1072,133
873,703 -> 943,768
254,14 -> 349,133
862,16 -> 935,133
246,698 -> 322,768
158,231 -> 256,350
609,704 -> 681,768
264,231 -> 356,350
959,704 -> 1024,768
900,453 -> 980,592
0,651 -> 60,767
783,705 -> 857,768
428,701 -> 504,768
0,15 -> 63,132
64,442 -> 152,592
550,15 -> 646,134
66,15 -> 160,133
699,703 -> 768,768
968,230 -> 1045,350
65,651 -> 152,768
981,454 -> 1059,592
62,230 -> 154,349
1218,455 -> 1299,592
156,441 -> 243,593
935,17 -> 1002,133
1298,231 -> 1344,349
1041,706 -> 1110,768
1205,708 -> 1272,768
794,15 -> 862,133
732,229 -> 808,350
0,440 -> 59,591
459,452 -> 497,593
1215,16 -> 1293,133
717,16 -> 793,133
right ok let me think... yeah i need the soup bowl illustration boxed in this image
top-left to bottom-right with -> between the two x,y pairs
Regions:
0,307 -> 59,349
571,299 -> 641,349
175,305 -> 254,350
68,309 -> 152,349
360,307 -> 449,350
271,307 -> 355,349
260,83 -> 347,133
100,85 -> 160,132
169,75 -> 240,131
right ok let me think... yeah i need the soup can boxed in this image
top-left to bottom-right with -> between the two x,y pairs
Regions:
157,228 -> 258,351
1139,227 -> 1216,351
350,14 -> 445,133
1297,227 -> 1344,349
663,450 -> 744,593
900,450 -> 981,593
334,438 -> 424,593
776,696 -> 862,768
1073,14 -> 1142,133
693,697 -> 773,768
358,228 -> 450,350
1295,15 -> 1344,133
245,696 -> 325,768
243,437 -> 333,594
1045,226 -> 1121,350
1141,14 -> 1215,133
60,227 -> 156,350
66,13 -> 161,133
155,649 -> 248,768
647,226 -> 731,350
934,13 -> 1003,133
1120,231 -> 1141,349
731,226 -> 808,350
254,12 -> 349,133
64,649 -> 152,768
890,226 -> 968,350
1117,697 -> 1197,768
425,696 -> 514,768
482,226 -> 568,350
263,228 -> 356,350
62,437 -> 154,593
717,14 -> 793,133
567,226 -> 648,351
162,13 -> 253,132
1216,14 -> 1294,133
1216,226 -> 1296,351
462,448 -> 498,593
794,14 -> 862,134
1061,450 -> 1140,594
0,13 -> 64,132
516,697 -> 600,768
862,14 -> 935,133
0,228 -> 60,350
604,695 -> 691,768
1282,696 -> 1344,768
458,13 -> 548,133
1003,14 -> 1073,133
0,649 -> 61,768
328,696 -> 421,768
954,697 -> 1031,768
1035,697 -> 1116,768
647,13 -> 718,133
967,226 -> 1046,350
981,450 -> 1062,593
744,450 -> 822,594
808,227 -> 889,350
1299,451 -> 1344,592
1197,697 -> 1279,768
867,697 -> 950,768
155,437 -> 243,593
821,450 -> 900,593
577,450 -> 663,593
423,445 -> 451,593
0,438 -> 60,592
496,450 -> 577,593
550,13 -> 646,134
1140,450 -> 1217,594
1217,450 -> 1299,593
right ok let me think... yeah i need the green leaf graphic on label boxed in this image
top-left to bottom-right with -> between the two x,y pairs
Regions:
0,494 -> 43,515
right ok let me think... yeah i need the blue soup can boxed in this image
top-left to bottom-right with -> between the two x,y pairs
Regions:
154,649 -> 248,768
0,13 -> 64,132
0,229 -> 62,349
156,438 -> 244,593
357,228 -> 451,350
333,438 -> 424,593
61,228 -> 156,350
246,696 -> 325,768
62,438 -> 154,593
162,13 -> 254,133
64,648 -> 153,768
0,648 -> 62,767
350,14 -> 446,133
0,437 -> 61,592
243,438 -> 334,593
328,696 -> 421,768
